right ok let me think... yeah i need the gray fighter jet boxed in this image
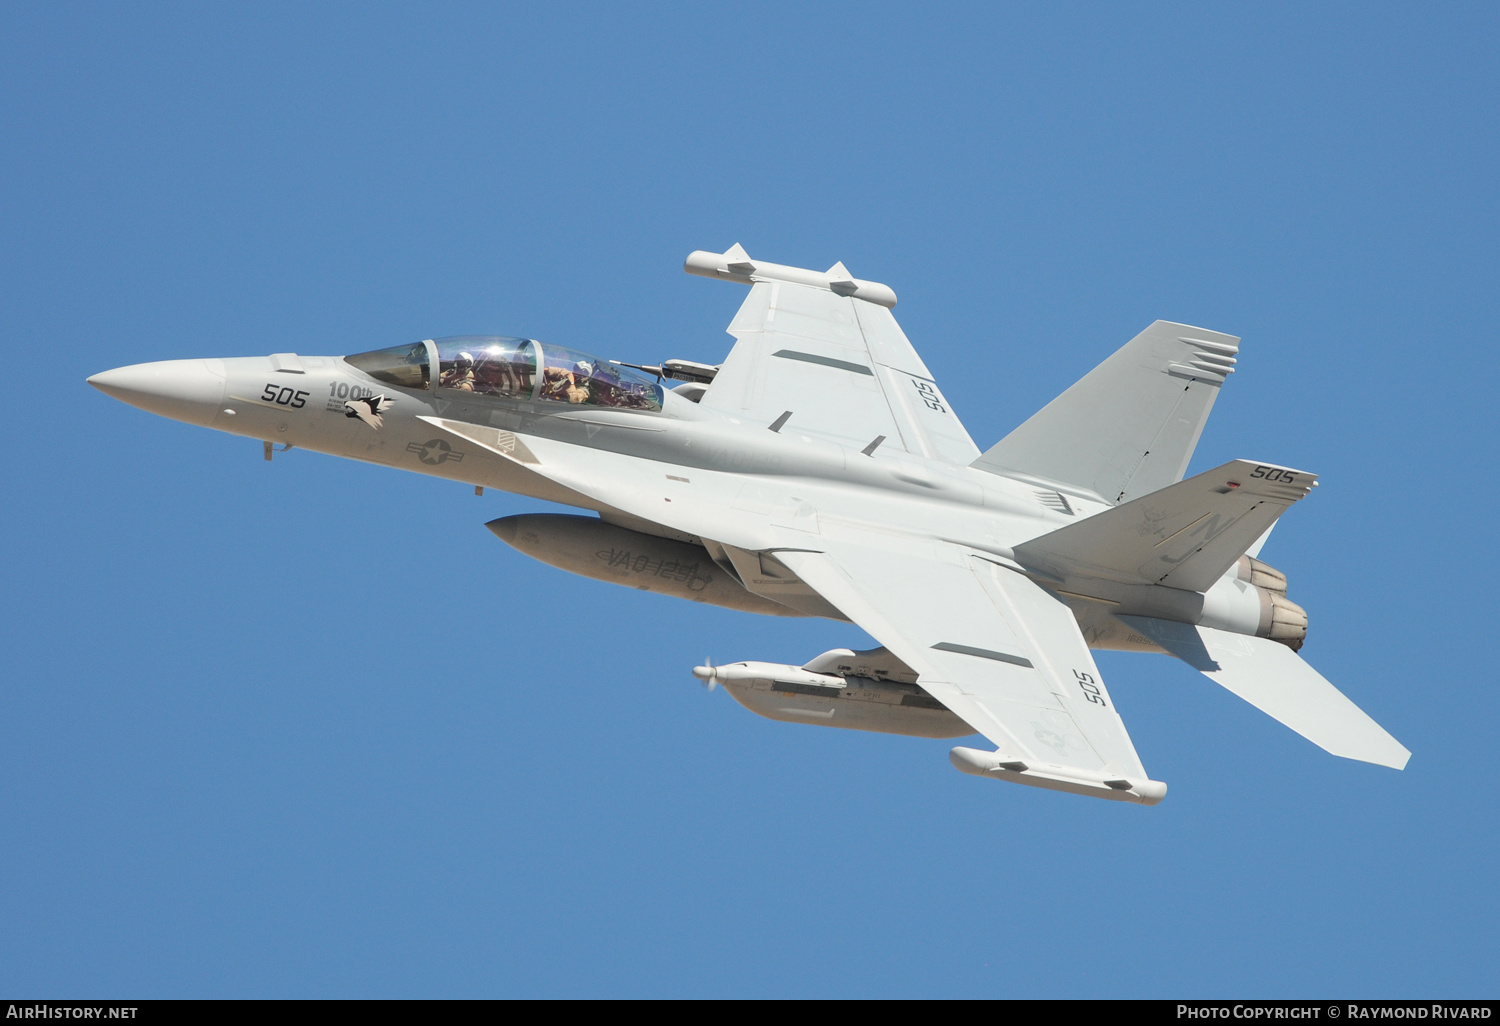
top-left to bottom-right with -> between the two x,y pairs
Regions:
89,245 -> 1408,804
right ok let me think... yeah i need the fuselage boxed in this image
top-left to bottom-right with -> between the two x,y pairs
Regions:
88,338 -> 1287,650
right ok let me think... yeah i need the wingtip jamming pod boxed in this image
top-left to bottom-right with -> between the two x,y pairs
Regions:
950,746 -> 1168,805
684,245 -> 899,308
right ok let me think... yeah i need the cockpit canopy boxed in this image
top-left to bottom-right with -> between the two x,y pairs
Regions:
436,337 -> 534,398
344,342 -> 430,390
343,336 -> 664,412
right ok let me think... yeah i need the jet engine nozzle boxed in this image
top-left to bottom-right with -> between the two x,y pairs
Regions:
1205,556 -> 1305,650
1235,556 -> 1307,650
1260,591 -> 1308,651
1234,555 -> 1289,594
1195,564 -> 1309,652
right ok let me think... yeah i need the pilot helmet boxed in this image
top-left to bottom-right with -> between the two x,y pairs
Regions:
455,351 -> 474,370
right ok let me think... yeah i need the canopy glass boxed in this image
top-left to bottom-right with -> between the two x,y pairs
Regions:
345,337 -> 664,412
343,342 -> 430,390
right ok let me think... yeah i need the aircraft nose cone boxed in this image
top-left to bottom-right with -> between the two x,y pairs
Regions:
88,359 -> 227,427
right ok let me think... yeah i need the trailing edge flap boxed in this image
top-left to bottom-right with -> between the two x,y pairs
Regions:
1118,616 -> 1410,770
1013,459 -> 1316,592
419,416 -> 780,552
973,321 -> 1240,504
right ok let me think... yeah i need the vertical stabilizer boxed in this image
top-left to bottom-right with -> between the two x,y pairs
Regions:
973,321 -> 1239,503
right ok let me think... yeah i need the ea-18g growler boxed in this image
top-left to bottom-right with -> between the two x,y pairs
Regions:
89,245 -> 1408,804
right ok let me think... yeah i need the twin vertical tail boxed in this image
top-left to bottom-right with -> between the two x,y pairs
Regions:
971,321 -> 1240,504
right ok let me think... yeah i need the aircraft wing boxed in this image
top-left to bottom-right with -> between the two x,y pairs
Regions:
773,538 -> 1167,804
701,281 -> 981,465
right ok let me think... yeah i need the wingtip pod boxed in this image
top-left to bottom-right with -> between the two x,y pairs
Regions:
949,747 -> 1167,805
684,245 -> 898,308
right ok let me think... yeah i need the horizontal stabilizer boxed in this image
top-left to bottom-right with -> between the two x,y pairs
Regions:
1119,616 -> 1410,770
1014,459 -> 1316,592
974,321 -> 1240,503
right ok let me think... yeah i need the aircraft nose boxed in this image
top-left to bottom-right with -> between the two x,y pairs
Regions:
88,359 -> 227,427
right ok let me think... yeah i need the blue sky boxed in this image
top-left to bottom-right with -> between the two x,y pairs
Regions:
2,2 -> 1497,998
